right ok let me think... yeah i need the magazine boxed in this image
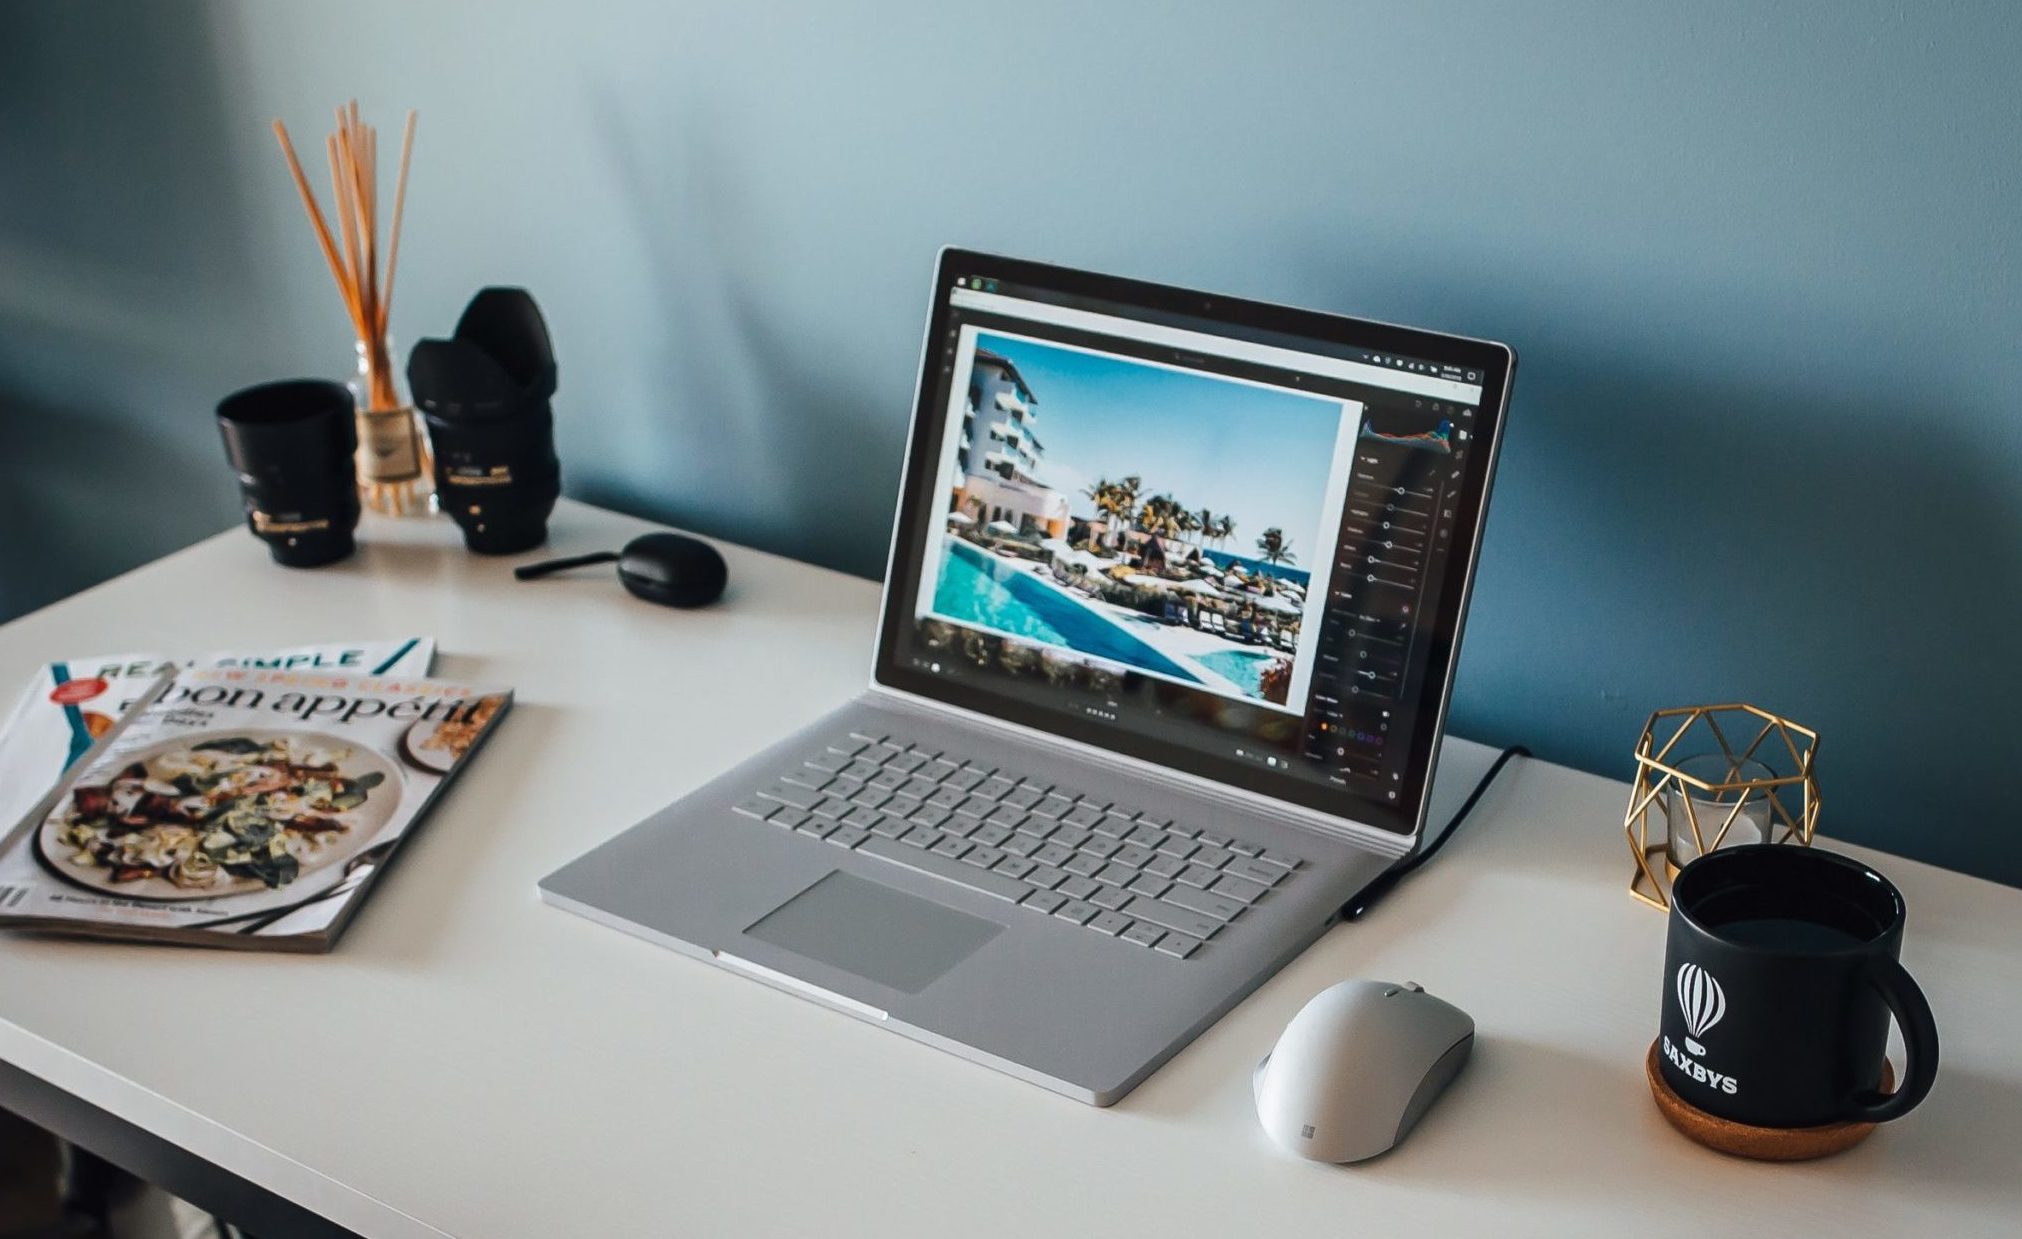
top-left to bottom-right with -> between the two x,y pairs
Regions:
0,663 -> 508,951
0,638 -> 435,841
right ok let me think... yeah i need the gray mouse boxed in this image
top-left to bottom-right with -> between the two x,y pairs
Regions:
1253,978 -> 1475,1163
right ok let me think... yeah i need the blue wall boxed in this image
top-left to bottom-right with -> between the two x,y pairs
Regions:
2,2 -> 2017,884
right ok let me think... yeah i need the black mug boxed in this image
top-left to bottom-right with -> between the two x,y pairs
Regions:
1660,844 -> 1938,1128
216,379 -> 360,568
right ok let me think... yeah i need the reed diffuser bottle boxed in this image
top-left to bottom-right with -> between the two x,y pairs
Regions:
351,334 -> 433,515
271,102 -> 433,516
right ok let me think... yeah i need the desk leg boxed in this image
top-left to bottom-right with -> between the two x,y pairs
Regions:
0,1059 -> 360,1239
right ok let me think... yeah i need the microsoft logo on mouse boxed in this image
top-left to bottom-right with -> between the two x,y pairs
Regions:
1300,1123 -> 1316,1139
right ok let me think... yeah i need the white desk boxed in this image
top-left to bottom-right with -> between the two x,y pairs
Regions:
1,500 -> 2017,1237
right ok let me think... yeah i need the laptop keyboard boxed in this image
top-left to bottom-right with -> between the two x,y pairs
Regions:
733,729 -> 1303,960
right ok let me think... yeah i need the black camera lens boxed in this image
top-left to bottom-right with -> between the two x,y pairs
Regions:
215,379 -> 360,568
409,287 -> 561,556
423,401 -> 560,555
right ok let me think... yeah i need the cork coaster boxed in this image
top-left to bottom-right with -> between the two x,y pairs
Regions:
1644,1041 -> 1893,1161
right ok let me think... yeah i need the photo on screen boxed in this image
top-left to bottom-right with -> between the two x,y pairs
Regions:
914,328 -> 1360,714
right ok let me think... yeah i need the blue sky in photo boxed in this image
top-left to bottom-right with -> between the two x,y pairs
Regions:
975,331 -> 1346,560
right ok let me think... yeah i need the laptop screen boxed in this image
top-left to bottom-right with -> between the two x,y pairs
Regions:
875,251 -> 1513,838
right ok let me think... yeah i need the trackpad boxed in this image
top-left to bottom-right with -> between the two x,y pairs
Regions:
744,872 -> 1001,994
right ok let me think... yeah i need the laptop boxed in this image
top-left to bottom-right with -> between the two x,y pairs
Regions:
540,249 -> 1515,1105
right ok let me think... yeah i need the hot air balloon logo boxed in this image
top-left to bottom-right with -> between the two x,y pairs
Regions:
1675,963 -> 1726,1057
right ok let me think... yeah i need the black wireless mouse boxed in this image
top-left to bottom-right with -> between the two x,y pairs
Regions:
616,533 -> 727,608
513,532 -> 727,608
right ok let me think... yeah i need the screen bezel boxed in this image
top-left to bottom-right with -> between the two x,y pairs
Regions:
872,248 -> 1515,839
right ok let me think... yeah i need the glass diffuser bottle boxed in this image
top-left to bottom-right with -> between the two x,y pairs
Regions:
350,333 -> 434,516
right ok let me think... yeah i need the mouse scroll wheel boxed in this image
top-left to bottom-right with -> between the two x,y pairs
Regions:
1404,981 -> 1424,993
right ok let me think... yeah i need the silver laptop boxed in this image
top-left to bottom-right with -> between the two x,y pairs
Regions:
541,250 -> 1515,1105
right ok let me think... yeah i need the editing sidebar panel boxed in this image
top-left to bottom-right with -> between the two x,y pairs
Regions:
1307,394 -> 1476,806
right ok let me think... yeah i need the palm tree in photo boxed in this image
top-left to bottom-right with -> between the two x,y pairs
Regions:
1257,527 -> 1296,565
1194,507 -> 1215,547
1176,507 -> 1202,546
1213,515 -> 1236,550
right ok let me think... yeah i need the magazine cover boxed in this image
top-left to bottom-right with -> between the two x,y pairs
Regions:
0,638 -> 435,839
0,662 -> 507,951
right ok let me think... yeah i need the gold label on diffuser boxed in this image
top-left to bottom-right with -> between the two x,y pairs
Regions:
356,408 -> 422,482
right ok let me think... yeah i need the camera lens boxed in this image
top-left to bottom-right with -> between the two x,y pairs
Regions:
422,401 -> 560,555
215,379 -> 360,568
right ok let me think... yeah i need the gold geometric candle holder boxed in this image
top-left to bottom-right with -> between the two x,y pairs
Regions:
1624,704 -> 1821,910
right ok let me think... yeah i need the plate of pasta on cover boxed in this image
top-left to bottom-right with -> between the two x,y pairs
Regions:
36,730 -> 402,901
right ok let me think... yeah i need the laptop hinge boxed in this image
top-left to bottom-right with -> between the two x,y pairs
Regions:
863,683 -> 1412,860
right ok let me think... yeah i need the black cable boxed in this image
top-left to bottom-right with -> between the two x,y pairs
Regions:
514,550 -> 619,580
1341,744 -> 1530,921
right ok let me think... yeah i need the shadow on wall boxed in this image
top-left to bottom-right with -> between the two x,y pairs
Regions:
1450,346 -> 2019,886
563,81 -> 902,574
0,1 -> 259,622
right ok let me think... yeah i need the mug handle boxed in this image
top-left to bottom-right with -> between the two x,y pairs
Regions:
1844,955 -> 1940,1122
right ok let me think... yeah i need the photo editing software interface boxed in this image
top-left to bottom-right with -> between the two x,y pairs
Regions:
890,271 -> 1488,832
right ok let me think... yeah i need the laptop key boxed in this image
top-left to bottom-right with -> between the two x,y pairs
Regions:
970,823 -> 1014,848
1154,934 -> 1203,960
1259,849 -> 1304,871
1022,890 -> 1068,915
733,798 -> 777,820
1113,844 -> 1157,868
1057,876 -> 1100,901
796,816 -> 838,840
827,824 -> 868,849
1080,836 -> 1122,859
1032,842 -> 1074,868
1227,840 -> 1265,857
1096,862 -> 1138,886
1210,874 -> 1269,904
1002,834 -> 1042,858
900,825 -> 941,849
1124,897 -> 1222,941
1093,814 -> 1137,838
886,751 -> 927,774
1144,854 -> 1185,879
1002,785 -> 1044,810
1191,845 -> 1234,870
1126,875 -> 1172,900
994,857 -> 1037,880
1164,885 -> 1243,923
1120,923 -> 1166,949
782,768 -> 833,792
842,807 -> 883,831
1062,804 -> 1103,828
1175,864 -> 1221,888
1126,824 -> 1167,848
806,751 -> 850,773
761,784 -> 822,811
1088,911 -> 1133,936
930,837 -> 972,860
1156,836 -> 1199,860
1014,816 -> 1059,840
1063,855 -> 1104,878
859,837 -> 1030,902
1050,825 -> 1092,850
964,845 -> 1006,870
1027,865 -> 1069,890
1032,795 -> 1076,819
772,807 -> 810,830
1089,885 -> 1132,912
977,776 -> 1019,800
1220,857 -> 1285,887
1053,900 -> 1099,925
868,816 -> 910,838
828,737 -> 870,756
